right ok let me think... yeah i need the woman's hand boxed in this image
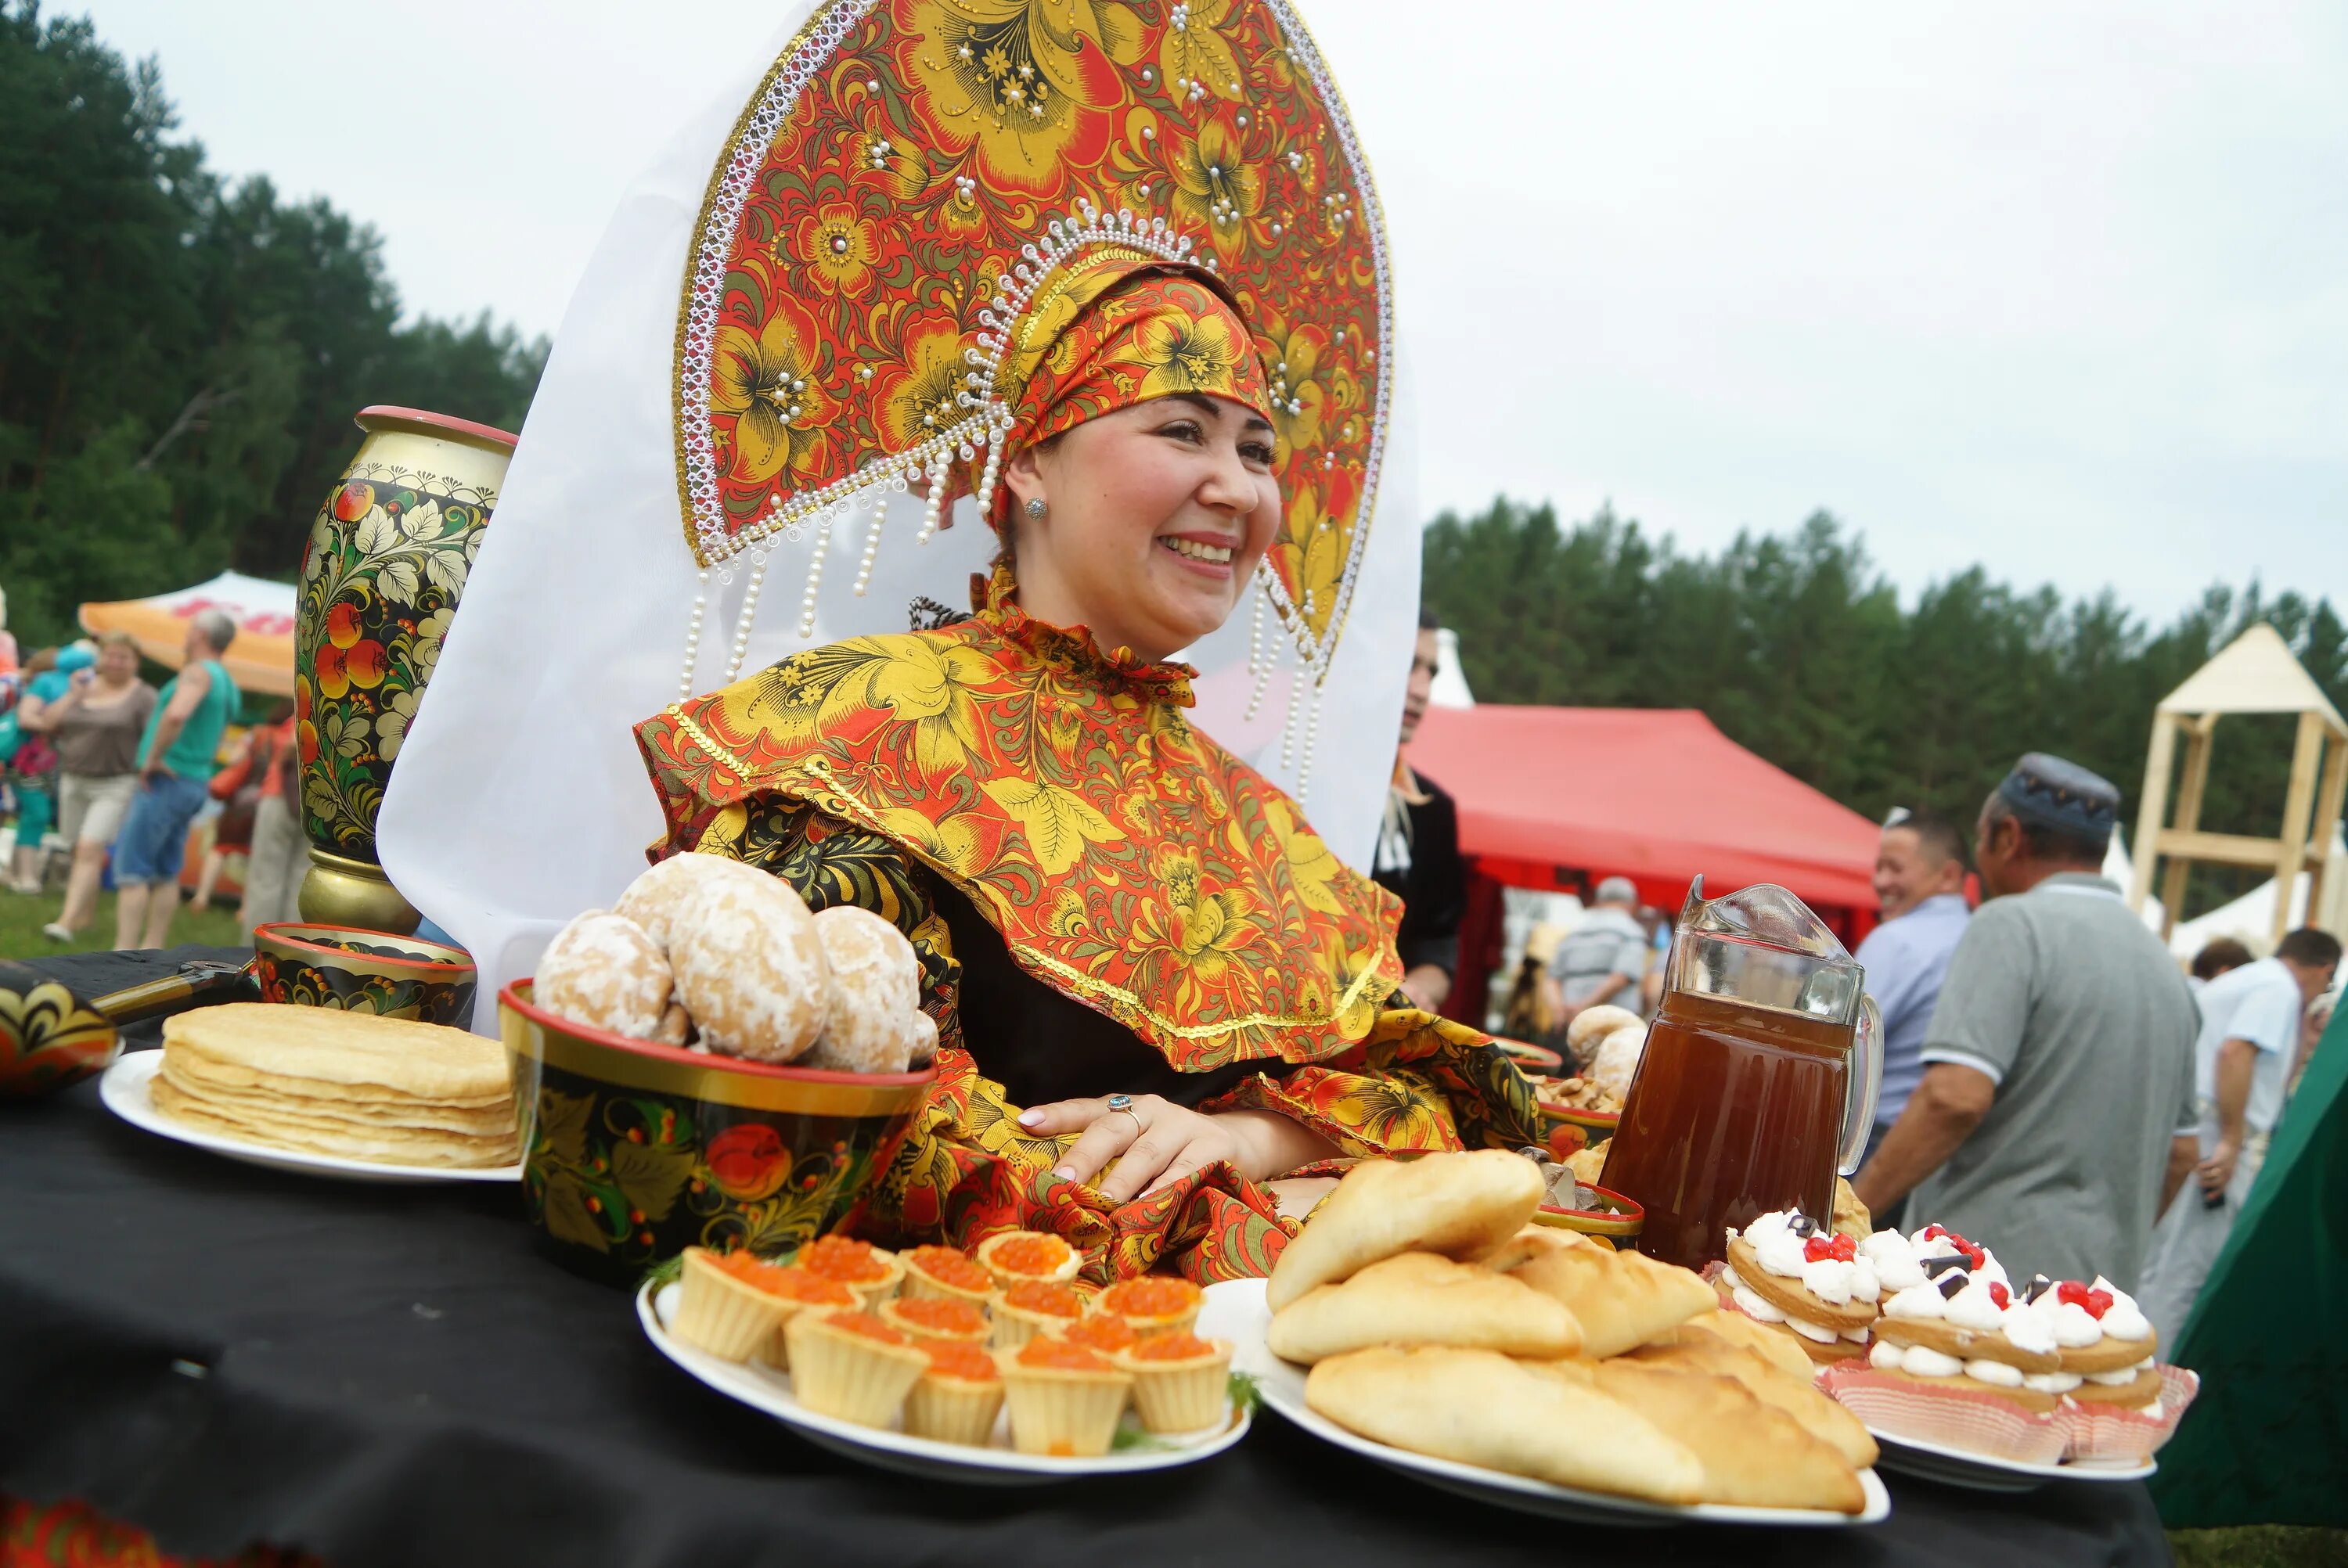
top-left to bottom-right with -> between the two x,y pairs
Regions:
1017,1095 -> 1338,1203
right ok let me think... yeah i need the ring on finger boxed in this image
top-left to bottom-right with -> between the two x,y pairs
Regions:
1105,1091 -> 1144,1136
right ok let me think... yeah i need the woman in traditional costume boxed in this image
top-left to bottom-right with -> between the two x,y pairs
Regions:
636,245 -> 1540,1282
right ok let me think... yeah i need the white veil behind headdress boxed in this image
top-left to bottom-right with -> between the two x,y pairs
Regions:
377,5 -> 1421,1024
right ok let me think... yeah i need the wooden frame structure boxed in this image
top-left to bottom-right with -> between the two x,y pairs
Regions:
2128,624 -> 2348,946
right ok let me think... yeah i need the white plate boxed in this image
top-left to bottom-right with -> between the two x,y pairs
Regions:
1212,1278 -> 1890,1527
99,1050 -> 521,1185
1866,1426 -> 2155,1492
638,1280 -> 1251,1483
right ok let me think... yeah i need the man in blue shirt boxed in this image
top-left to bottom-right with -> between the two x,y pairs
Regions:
1853,807 -> 1970,1222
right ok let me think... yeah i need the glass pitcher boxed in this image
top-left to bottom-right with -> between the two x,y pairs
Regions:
1598,879 -> 1882,1271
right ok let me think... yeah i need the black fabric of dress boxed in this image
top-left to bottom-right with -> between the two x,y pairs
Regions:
928,873 -> 1281,1109
0,949 -> 2173,1568
1371,770 -> 1466,980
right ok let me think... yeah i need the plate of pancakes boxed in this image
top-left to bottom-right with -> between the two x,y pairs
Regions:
101,1003 -> 520,1182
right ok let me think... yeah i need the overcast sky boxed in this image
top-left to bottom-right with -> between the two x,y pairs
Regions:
77,1 -> 2346,622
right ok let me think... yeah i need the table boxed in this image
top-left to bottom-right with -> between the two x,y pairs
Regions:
0,951 -> 2172,1568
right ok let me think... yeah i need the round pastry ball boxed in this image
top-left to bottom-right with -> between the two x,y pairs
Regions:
538,910 -> 686,1045
1565,1003 -> 1644,1058
905,1009 -> 938,1068
798,906 -> 923,1074
1587,1023 -> 1648,1102
669,871 -> 830,1063
613,851 -> 769,959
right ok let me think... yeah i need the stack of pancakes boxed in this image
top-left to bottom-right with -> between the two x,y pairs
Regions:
153,1003 -> 517,1168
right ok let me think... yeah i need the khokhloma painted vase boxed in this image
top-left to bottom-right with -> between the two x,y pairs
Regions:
296,406 -> 517,935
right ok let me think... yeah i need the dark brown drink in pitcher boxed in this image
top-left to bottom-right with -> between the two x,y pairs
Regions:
1601,991 -> 1848,1270
1597,879 -> 1880,1273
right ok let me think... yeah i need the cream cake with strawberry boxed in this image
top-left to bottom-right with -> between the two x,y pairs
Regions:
1866,1225 -> 2061,1407
1720,1208 -> 1880,1366
2015,1274 -> 2163,1414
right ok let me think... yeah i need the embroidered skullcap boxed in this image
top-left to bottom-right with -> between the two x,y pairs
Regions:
988,253 -> 1273,530
1998,753 -> 2119,843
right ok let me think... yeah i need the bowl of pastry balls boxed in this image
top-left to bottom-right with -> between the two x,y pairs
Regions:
499,853 -> 938,1285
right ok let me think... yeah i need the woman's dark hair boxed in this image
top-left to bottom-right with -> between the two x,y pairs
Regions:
2190,938 -> 2253,980
1418,608 -> 1439,632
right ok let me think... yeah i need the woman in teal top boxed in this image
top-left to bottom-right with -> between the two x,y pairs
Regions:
112,610 -> 240,948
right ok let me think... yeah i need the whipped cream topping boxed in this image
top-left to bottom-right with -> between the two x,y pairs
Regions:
1879,1268 -> 2056,1356
1910,1225 -> 2011,1288
2026,1295 -> 2107,1347
2085,1358 -> 2157,1386
1721,1266 -> 1864,1345
1964,1358 -> 2025,1387
2091,1276 -> 2155,1342
2024,1371 -> 2085,1394
1734,1210 -> 1881,1305
1870,1340 -> 1964,1379
1860,1228 -> 1928,1293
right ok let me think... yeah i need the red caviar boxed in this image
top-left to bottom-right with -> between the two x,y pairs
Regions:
1099,1278 -> 1202,1320
905,1246 -> 992,1293
1128,1332 -> 1217,1363
1001,1279 -> 1084,1318
988,1233 -> 1075,1278
1061,1314 -> 1139,1354
889,1297 -> 988,1337
921,1340 -> 999,1383
798,1235 -> 891,1283
1017,1337 -> 1111,1372
820,1311 -> 909,1347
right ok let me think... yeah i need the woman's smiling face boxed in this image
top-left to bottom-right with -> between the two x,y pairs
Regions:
1001,393 -> 1281,663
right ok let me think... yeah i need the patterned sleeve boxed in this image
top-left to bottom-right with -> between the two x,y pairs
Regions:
679,797 -> 1298,1284
1199,1006 -> 1547,1162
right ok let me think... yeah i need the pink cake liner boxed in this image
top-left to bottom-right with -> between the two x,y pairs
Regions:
2058,1365 -> 2199,1465
1818,1365 -> 2070,1466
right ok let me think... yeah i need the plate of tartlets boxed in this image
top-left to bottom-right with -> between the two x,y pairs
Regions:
638,1232 -> 1251,1483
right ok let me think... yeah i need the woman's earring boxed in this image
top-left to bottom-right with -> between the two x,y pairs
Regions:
1024,497 -> 1049,520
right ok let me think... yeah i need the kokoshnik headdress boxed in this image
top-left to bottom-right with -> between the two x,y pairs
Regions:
672,0 -> 1395,782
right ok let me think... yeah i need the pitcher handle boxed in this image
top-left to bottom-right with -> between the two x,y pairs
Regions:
1838,993 -> 1883,1177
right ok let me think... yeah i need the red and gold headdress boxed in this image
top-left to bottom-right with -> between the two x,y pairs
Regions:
673,0 -> 1392,698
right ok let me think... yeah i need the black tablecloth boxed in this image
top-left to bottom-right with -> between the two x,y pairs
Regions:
0,951 -> 2172,1567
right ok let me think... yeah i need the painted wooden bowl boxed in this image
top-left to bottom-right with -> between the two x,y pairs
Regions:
251,922 -> 477,1027
499,980 -> 934,1286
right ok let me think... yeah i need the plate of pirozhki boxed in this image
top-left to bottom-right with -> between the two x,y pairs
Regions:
640,1232 -> 1250,1483
1233,1151 -> 1889,1527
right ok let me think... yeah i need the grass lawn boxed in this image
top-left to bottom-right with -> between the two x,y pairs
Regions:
2170,1527 -> 2348,1566
0,883 -> 247,962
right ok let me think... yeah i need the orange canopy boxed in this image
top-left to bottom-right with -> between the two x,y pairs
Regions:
1404,705 -> 1882,916
78,570 -> 296,699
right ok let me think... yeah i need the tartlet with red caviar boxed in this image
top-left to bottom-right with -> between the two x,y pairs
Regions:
672,1246 -> 856,1364
903,1338 -> 1006,1447
997,1336 -> 1134,1457
1116,1330 -> 1233,1433
783,1308 -> 928,1427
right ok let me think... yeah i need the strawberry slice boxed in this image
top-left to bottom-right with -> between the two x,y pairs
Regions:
1988,1281 -> 2011,1310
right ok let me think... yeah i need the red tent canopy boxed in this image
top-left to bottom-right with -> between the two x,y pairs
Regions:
1405,706 -> 1882,917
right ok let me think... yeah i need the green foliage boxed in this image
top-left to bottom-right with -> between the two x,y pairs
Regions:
1424,500 -> 2346,919
0,3 -> 545,649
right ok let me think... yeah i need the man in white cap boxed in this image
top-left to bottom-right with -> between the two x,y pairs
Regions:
1542,876 -> 1649,1053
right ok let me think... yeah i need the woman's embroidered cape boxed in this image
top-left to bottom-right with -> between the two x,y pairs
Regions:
636,569 -> 1539,1281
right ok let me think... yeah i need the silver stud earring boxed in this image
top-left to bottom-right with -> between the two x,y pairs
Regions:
1024,497 -> 1049,520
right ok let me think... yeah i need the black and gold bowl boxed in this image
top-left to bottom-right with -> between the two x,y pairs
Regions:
250,922 -> 477,1027
499,980 -> 935,1286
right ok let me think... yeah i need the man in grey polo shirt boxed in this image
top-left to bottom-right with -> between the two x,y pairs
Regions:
1853,754 -> 2198,1290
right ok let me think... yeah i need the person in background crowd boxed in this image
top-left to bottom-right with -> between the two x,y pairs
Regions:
1853,753 -> 2197,1291
5,646 -> 70,893
233,704 -> 304,940
195,718 -> 272,915
1852,807 -> 1972,1228
2139,926 -> 2342,1342
1500,921 -> 1566,1046
2291,987 -> 2335,1098
1543,876 -> 1650,1059
26,632 -> 157,940
1370,610 -> 1465,1012
2187,937 -> 2253,994
113,611 -> 240,951
1637,905 -> 1671,1017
